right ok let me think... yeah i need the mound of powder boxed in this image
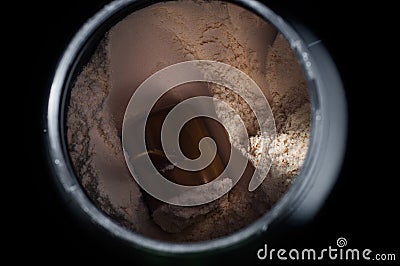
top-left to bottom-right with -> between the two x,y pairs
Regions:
67,1 -> 310,242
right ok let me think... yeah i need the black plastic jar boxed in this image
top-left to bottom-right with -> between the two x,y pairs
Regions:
44,0 -> 347,260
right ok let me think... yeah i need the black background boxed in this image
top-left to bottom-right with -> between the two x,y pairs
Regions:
15,0 -> 399,264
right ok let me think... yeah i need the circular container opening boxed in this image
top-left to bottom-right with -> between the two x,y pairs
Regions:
45,0 -> 346,255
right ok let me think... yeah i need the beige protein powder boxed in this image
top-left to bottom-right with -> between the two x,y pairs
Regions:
67,1 -> 310,242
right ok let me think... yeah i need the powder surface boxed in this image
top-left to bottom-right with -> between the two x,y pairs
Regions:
67,1 -> 310,242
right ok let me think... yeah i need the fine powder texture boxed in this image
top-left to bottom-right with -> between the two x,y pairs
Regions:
67,1 -> 310,242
